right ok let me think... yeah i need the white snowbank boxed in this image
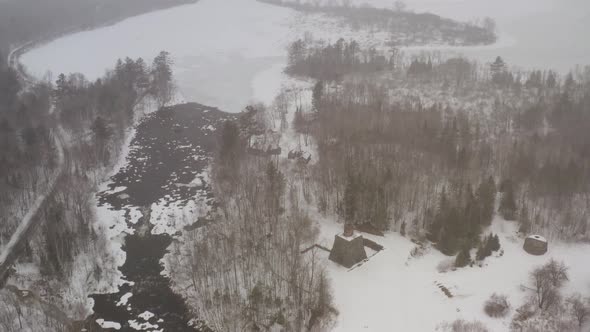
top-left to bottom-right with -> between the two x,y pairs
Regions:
96,319 -> 122,330
149,168 -> 212,236
129,319 -> 160,331
527,234 -> 547,243
138,311 -> 155,321
116,293 -> 133,307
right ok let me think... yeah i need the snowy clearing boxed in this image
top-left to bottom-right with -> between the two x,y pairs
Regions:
96,319 -> 122,330
311,212 -> 590,331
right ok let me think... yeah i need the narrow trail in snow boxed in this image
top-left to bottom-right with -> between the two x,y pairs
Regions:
0,126 -> 66,285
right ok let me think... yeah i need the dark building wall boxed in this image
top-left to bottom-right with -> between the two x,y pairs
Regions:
329,235 -> 367,268
523,237 -> 548,255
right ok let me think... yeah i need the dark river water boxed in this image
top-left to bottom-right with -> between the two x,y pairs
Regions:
84,103 -> 232,331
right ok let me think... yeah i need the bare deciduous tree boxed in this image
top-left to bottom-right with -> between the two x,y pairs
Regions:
530,260 -> 569,310
567,293 -> 590,327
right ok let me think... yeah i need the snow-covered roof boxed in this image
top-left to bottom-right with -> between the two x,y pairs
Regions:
337,232 -> 362,241
527,234 -> 547,243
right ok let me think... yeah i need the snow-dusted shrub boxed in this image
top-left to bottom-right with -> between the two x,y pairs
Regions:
438,319 -> 489,332
484,293 -> 510,318
409,243 -> 427,258
510,302 -> 537,330
511,308 -> 577,332
437,258 -> 455,273
567,293 -> 590,328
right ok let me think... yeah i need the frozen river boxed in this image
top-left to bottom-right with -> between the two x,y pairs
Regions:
20,0 -> 590,113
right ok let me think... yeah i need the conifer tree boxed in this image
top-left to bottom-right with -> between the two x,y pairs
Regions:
151,50 -> 174,106
455,245 -> 471,267
312,80 -> 324,113
499,183 -> 517,220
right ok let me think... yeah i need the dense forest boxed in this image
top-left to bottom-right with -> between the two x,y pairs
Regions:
166,106 -> 337,331
285,38 -> 590,256
286,38 -> 392,80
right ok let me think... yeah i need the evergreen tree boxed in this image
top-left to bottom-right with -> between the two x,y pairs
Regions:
0,68 -> 20,113
343,173 -> 358,224
135,57 -> 150,90
287,39 -> 306,70
564,72 -> 575,91
499,182 -> 517,220
312,80 -> 324,113
546,71 -> 557,89
438,228 -> 454,255
490,56 -> 506,75
518,204 -> 531,234
455,245 -> 471,268
54,73 -> 69,102
91,116 -> 111,141
477,176 -> 496,225
490,56 -> 509,86
219,120 -> 241,168
292,105 -> 306,133
490,234 -> 501,252
266,161 -> 284,197
151,50 -> 174,106
476,243 -> 489,261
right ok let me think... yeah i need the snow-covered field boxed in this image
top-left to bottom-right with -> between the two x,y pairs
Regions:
311,212 -> 590,331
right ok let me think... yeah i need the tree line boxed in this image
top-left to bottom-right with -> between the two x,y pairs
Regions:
287,38 -> 391,80
286,39 -> 590,259
0,51 -> 175,322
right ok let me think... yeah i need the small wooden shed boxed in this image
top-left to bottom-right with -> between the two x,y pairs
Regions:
523,235 -> 548,255
329,225 -> 367,268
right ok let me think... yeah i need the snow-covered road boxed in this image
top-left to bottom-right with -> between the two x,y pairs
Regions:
0,126 -> 66,282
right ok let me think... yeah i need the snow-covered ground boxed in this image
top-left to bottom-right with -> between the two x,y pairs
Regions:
261,62 -> 590,331
309,210 -> 590,331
